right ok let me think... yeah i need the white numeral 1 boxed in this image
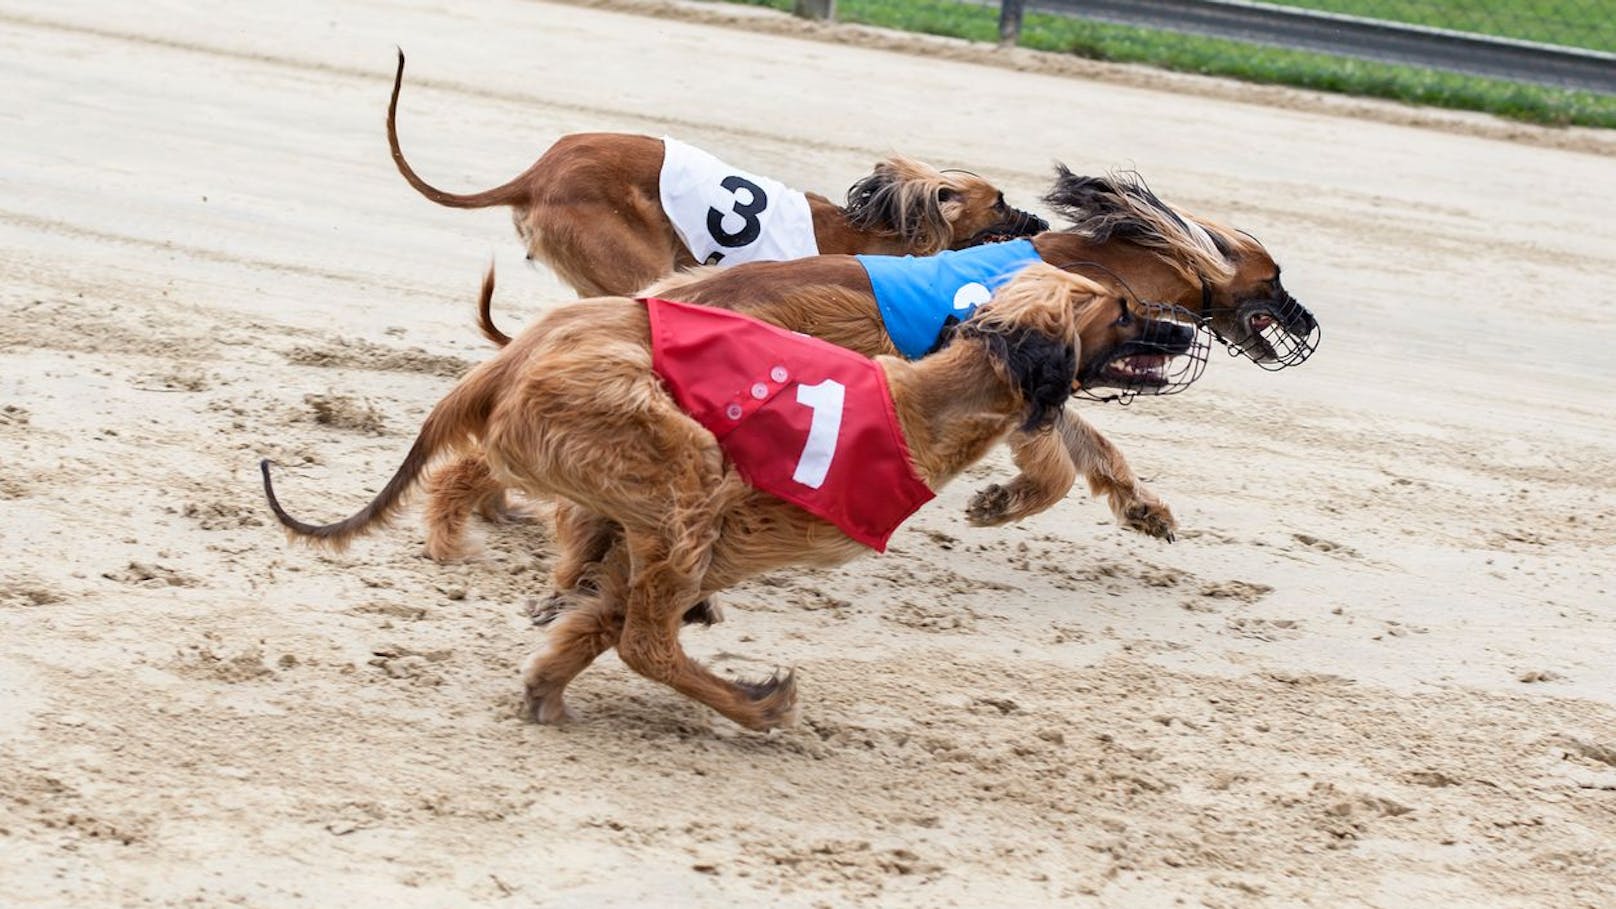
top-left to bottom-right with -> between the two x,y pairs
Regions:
791,379 -> 846,489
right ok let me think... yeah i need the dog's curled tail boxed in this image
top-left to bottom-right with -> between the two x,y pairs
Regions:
261,361 -> 496,550
387,49 -> 530,210
476,263 -> 513,347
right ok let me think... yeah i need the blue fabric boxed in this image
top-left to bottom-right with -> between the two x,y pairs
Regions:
857,239 -> 1043,359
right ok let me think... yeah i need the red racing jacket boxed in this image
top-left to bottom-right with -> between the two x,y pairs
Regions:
645,296 -> 935,552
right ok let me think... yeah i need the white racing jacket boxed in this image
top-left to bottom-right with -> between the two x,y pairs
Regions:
658,137 -> 820,267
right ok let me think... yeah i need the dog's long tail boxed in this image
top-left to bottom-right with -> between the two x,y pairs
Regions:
476,264 -> 514,347
262,313 -> 501,548
387,49 -> 531,210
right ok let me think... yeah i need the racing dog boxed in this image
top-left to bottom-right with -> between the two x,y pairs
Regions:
386,51 -> 1046,296
427,168 -> 1314,563
260,264 -> 1206,729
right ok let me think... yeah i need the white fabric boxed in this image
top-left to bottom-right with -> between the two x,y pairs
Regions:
658,137 -> 819,267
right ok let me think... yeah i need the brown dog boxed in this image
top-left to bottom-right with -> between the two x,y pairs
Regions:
425,169 -> 1312,563
386,51 -> 1047,296
261,264 -> 1204,729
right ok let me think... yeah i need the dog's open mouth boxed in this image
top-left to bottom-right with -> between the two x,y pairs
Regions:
1233,296 -> 1319,370
1100,353 -> 1174,387
1078,304 -> 1212,404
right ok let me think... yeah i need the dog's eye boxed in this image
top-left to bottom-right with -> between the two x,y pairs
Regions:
1115,301 -> 1133,326
939,188 -> 960,203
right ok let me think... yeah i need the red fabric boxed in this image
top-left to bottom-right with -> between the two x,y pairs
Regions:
645,296 -> 935,552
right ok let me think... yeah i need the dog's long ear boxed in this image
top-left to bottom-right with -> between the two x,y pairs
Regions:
1003,328 -> 1078,432
962,264 -> 1101,431
844,156 -> 959,255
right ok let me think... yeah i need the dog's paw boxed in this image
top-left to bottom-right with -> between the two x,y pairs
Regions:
520,687 -> 576,725
527,591 -> 571,627
965,483 -> 1017,527
1116,490 -> 1177,542
519,652 -> 578,724
735,669 -> 799,731
422,536 -> 484,563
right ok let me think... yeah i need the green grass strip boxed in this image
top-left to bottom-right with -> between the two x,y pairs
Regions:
1258,0 -> 1616,55
723,0 -> 1616,129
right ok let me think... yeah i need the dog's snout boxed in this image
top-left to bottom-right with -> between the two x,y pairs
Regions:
1280,295 -> 1317,334
1139,317 -> 1196,355
1162,320 -> 1196,354
1019,210 -> 1050,235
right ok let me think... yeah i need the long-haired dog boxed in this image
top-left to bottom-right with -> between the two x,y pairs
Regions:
261,265 -> 1203,730
428,168 -> 1313,563
386,51 -> 1046,296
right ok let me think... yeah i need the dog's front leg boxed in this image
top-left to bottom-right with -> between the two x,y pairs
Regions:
965,409 -> 1175,540
1057,408 -> 1175,541
965,428 -> 1078,526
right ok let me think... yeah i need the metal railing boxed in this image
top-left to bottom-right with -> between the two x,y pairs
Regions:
997,0 -> 1616,93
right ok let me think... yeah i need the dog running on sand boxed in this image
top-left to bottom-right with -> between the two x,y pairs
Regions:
261,263 -> 1207,729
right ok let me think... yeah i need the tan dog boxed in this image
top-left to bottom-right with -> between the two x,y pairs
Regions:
261,264 -> 1204,729
386,51 -> 1047,296
425,170 -> 1310,563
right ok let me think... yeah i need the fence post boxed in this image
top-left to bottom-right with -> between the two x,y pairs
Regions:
999,0 -> 1026,47
793,0 -> 835,21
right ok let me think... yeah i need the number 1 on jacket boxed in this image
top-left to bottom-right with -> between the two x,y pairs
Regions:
791,379 -> 846,489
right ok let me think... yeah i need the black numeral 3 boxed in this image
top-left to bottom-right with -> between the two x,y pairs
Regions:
706,175 -> 768,248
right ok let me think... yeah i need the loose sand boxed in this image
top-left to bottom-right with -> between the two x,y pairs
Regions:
1,1 -> 1613,906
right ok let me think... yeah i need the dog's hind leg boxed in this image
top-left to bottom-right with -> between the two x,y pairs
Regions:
614,527 -> 797,732
550,499 -> 620,591
539,503 -> 721,628
521,588 -> 624,724
524,196 -> 678,297
423,453 -> 510,561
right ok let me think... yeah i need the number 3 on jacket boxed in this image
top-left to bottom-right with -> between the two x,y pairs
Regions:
646,297 -> 935,551
658,137 -> 819,268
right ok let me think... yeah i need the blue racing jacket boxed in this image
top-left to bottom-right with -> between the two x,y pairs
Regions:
856,238 -> 1043,359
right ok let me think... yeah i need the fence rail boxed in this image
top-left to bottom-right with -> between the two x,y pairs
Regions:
1006,0 -> 1616,93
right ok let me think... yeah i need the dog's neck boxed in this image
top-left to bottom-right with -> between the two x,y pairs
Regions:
808,200 -> 920,256
881,341 -> 1025,487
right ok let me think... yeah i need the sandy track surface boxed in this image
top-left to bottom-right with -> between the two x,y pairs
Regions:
2,1 -> 1614,906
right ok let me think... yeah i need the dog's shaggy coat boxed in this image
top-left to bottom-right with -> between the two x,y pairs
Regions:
262,265 -> 1193,729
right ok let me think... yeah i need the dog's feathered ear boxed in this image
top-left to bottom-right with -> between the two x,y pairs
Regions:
959,263 -> 1100,431
1003,329 -> 1078,432
844,156 -> 956,255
